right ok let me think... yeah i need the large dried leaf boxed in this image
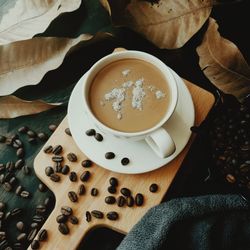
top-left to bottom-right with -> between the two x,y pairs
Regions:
0,33 -> 112,96
100,0 -> 213,49
0,96 -> 62,119
197,18 -> 250,101
0,0 -> 81,45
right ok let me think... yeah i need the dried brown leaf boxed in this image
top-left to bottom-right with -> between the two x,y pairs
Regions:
0,96 -> 61,119
197,18 -> 250,101
100,0 -> 213,49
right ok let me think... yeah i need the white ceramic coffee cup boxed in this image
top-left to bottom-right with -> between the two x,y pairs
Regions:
82,50 -> 178,158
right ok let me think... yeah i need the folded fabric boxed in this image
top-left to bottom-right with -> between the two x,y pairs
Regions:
117,195 -> 250,250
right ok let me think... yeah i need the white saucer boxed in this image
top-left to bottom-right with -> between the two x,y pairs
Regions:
68,70 -> 195,174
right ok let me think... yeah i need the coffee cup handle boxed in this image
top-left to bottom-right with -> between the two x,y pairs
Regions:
145,127 -> 176,158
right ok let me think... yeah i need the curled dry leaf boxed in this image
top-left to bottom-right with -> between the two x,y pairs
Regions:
100,0 -> 213,49
0,96 -> 61,119
0,32 -> 112,96
197,18 -> 250,101
0,0 -> 81,45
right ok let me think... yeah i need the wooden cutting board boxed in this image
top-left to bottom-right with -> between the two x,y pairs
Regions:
28,80 -> 214,250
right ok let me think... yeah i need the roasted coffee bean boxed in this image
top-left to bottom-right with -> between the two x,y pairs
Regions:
105,196 -> 116,204
0,164 -> 5,172
49,124 -> 57,132
61,165 -> 70,175
69,171 -> 77,182
105,152 -> 115,159
20,191 -> 30,198
52,156 -> 64,163
91,210 -> 104,219
226,174 -> 236,183
67,153 -> 77,162
3,182 -> 12,192
9,177 -> 17,185
80,171 -> 90,182
5,138 -> 13,146
15,185 -> 23,195
32,215 -> 44,223
135,193 -> 144,206
38,132 -> 48,141
43,145 -> 53,154
15,159 -> 25,169
91,188 -> 98,196
0,211 -> 4,219
31,240 -> 40,249
86,211 -> 91,222
120,188 -> 131,197
5,211 -> 11,220
0,239 -> 8,249
30,222 -> 39,229
108,185 -> 116,194
6,161 -> 15,172
61,206 -> 72,216
58,223 -> 69,235
45,166 -> 54,176
109,177 -> 118,187
50,173 -> 60,182
16,221 -> 25,232
16,148 -> 25,158
52,145 -> 63,155
65,128 -> 72,136
94,133 -> 103,142
27,228 -> 38,242
121,157 -> 130,166
107,211 -> 119,221
149,183 -> 158,193
44,197 -> 52,208
13,139 -> 23,149
78,184 -> 86,195
0,231 -> 6,240
0,135 -> 6,143
13,242 -> 23,249
18,126 -> 28,134
22,165 -> 30,175
56,214 -> 67,223
127,196 -> 134,207
69,215 -> 79,225
17,233 -> 26,242
37,229 -> 47,241
0,174 -> 5,184
28,138 -> 37,144
36,205 -> 46,214
54,162 -> 62,173
38,183 -> 47,192
85,129 -> 96,136
0,202 -> 6,211
81,159 -> 93,168
68,191 -> 78,202
27,130 -> 37,138
11,208 -> 22,217
4,173 -> 13,182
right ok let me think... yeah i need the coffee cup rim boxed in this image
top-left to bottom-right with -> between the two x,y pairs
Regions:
82,50 -> 178,137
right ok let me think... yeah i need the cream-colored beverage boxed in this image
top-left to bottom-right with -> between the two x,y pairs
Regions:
89,59 -> 171,132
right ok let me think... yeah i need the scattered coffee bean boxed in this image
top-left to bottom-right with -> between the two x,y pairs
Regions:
50,173 -> 60,182
0,202 -> 5,211
20,190 -> 31,198
69,215 -> 79,225
0,164 -> 5,172
78,184 -> 86,195
117,196 -> 126,207
15,159 -> 25,169
45,166 -> 54,176
91,210 -> 104,219
38,132 -> 48,141
5,211 -> 11,220
80,171 -> 90,182
67,153 -> 77,162
54,162 -> 62,173
0,135 -> 6,143
22,165 -> 30,175
16,221 -> 25,232
226,174 -> 236,183
0,174 -> 5,184
27,228 -> 38,242
85,129 -> 96,136
6,161 -> 15,172
52,156 -> 64,163
68,191 -> 78,202
4,173 -> 13,182
65,128 -> 71,136
127,196 -> 134,207
37,229 -> 47,241
81,159 -> 93,168
105,152 -> 115,159
58,223 -> 69,235
69,171 -> 77,182
36,205 -> 47,214
3,182 -> 12,192
30,222 -> 39,229
5,138 -> 13,146
43,145 -> 53,154
0,240 -> 8,249
108,185 -> 117,194
94,133 -> 103,142
109,177 -> 118,187
149,183 -> 158,193
28,137 -> 37,144
16,148 -> 25,158
17,233 -> 27,242
13,242 -> 23,249
27,130 -> 37,138
61,206 -> 72,216
105,196 -> 116,204
18,126 -> 28,134
9,176 -> 17,185
52,145 -> 63,155
32,215 -> 44,223
31,240 -> 40,249
56,214 -> 67,223
49,124 -> 57,132
11,208 -> 22,217
121,157 -> 130,166
107,211 -> 119,221
15,185 -> 23,195
61,165 -> 70,175
0,211 -> 4,219
86,211 -> 91,222
91,188 -> 98,196
44,197 -> 52,208
13,139 -> 23,149
135,193 -> 144,206
120,188 -> 131,197
38,183 -> 47,192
